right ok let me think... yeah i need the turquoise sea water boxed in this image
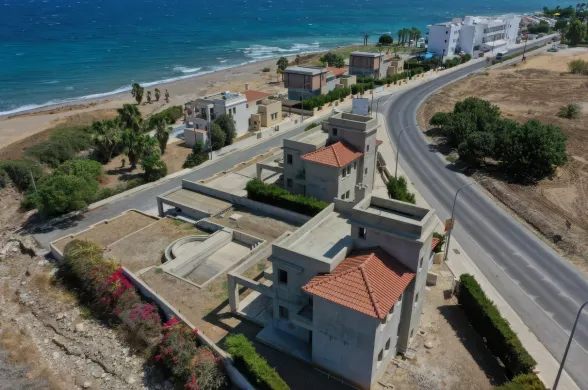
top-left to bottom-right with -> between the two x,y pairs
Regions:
0,0 -> 561,115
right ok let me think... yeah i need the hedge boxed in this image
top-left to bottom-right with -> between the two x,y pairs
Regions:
245,178 -> 328,216
0,159 -> 45,192
495,374 -> 546,390
225,334 -> 289,390
458,274 -> 536,377
149,105 -> 184,127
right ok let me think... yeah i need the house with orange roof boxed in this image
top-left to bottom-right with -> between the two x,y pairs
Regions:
255,112 -> 381,204
228,195 -> 438,389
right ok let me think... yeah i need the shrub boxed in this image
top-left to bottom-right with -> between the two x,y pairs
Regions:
25,125 -> 92,167
319,52 -> 345,68
246,178 -> 328,216
225,334 -> 289,390
0,159 -> 45,192
210,124 -> 226,151
432,232 -> 445,253
557,104 -> 581,119
458,274 -> 536,377
141,152 -> 167,182
54,159 -> 103,181
386,176 -> 416,204
36,172 -> 99,215
215,114 -> 237,145
183,141 -> 209,168
495,374 -> 546,390
157,320 -> 225,390
121,303 -> 162,345
568,59 -> 588,74
379,34 -> 393,45
262,67 -> 271,72
149,106 -> 184,127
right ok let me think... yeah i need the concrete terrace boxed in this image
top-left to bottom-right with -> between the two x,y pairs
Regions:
286,212 -> 351,261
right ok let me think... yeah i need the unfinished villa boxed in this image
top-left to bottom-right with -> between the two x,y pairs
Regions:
256,112 -> 382,204
228,195 -> 439,389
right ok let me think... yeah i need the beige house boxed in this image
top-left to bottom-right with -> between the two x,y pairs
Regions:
250,99 -> 282,131
349,52 -> 405,79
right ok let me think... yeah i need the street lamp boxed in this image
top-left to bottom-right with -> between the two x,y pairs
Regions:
443,182 -> 476,263
394,124 -> 420,179
553,300 -> 588,390
522,36 -> 529,61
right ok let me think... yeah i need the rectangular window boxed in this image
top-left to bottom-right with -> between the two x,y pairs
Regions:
345,190 -> 350,199
279,306 -> 289,319
365,168 -> 368,175
332,128 -> 338,136
233,107 -> 237,114
398,293 -> 403,303
359,227 -> 366,239
353,161 -> 357,170
342,168 -> 347,178
377,349 -> 383,362
278,269 -> 288,285
366,144 -> 370,152
385,338 -> 391,352
415,293 -> 419,303
346,165 -> 351,175
419,256 -> 423,269
287,179 -> 292,188
287,154 -> 293,164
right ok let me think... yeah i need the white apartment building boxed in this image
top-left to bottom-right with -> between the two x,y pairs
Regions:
427,14 -> 521,56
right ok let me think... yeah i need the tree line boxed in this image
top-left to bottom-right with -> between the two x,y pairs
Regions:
544,5 -> 588,46
430,98 -> 567,182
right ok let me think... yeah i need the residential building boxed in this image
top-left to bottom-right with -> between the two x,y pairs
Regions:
242,89 -> 272,110
348,52 -> 390,79
283,66 -> 333,101
256,112 -> 381,204
228,195 -> 438,389
427,14 -> 522,56
183,91 -> 249,147
249,99 -> 282,131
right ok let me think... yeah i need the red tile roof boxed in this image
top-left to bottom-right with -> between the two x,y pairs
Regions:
241,90 -> 271,103
302,248 -> 415,319
376,139 -> 383,146
431,237 -> 440,250
326,66 -> 348,77
301,141 -> 363,168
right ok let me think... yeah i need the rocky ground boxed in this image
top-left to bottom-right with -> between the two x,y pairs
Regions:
0,187 -> 171,390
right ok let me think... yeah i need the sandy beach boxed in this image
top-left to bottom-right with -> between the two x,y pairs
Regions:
0,55 -> 302,156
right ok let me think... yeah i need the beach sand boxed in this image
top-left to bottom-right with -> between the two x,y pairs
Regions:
0,55 -> 294,155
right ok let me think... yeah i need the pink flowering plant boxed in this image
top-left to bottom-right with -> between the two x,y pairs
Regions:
156,320 -> 225,390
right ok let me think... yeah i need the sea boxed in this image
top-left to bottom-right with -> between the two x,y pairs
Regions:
0,0 -> 560,116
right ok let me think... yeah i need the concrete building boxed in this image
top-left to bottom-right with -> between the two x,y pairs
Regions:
256,112 -> 381,204
348,52 -> 390,79
184,91 -> 249,147
249,99 -> 282,131
427,14 -> 522,56
283,66 -> 334,101
228,196 -> 439,389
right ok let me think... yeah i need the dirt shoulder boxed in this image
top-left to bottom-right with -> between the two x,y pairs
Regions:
418,48 -> 588,278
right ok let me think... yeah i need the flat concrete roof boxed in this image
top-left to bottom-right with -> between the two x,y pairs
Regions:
163,188 -> 231,215
285,66 -> 326,75
350,51 -> 381,57
289,213 -> 351,259
295,129 -> 329,147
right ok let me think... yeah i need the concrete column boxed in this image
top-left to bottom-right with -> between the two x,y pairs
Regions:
157,197 -> 164,217
227,274 -> 239,313
256,165 -> 263,180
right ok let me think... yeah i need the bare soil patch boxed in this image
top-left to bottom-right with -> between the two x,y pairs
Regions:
107,217 -> 205,272
418,50 -> 588,277
52,210 -> 157,253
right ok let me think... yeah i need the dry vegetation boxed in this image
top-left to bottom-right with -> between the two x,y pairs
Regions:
419,49 -> 588,277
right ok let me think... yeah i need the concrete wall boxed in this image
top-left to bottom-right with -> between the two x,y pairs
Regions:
372,294 -> 404,385
428,24 -> 461,56
181,180 -> 310,225
217,99 -> 249,136
339,75 -> 356,88
304,162 -> 341,202
336,161 -> 358,201
312,296 -> 379,389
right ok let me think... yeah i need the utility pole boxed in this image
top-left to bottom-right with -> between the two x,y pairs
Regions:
522,35 -> 529,61
553,300 -> 588,389
444,182 -> 476,263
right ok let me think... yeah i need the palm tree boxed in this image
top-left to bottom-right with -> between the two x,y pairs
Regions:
154,88 -> 161,102
117,104 -> 142,132
122,130 -> 157,169
146,90 -> 152,104
131,83 -> 144,105
154,118 -> 172,155
90,118 -> 123,163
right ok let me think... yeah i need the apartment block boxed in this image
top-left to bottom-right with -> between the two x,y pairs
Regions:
283,66 -> 335,101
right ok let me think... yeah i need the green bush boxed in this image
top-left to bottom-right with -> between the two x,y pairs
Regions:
568,59 -> 588,75
141,152 -> 167,182
495,374 -> 546,390
386,176 -> 416,204
183,141 -> 209,168
54,159 -> 103,181
245,178 -> 328,216
210,124 -> 226,151
432,232 -> 445,253
458,274 -> 536,377
300,87 -> 351,110
149,106 -> 184,127
25,125 -> 92,167
36,173 -> 99,215
262,67 -> 271,72
0,159 -> 45,192
225,334 -> 289,390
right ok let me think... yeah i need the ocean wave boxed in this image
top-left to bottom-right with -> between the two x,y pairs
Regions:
240,42 -> 321,59
42,80 -> 60,84
172,66 -> 203,74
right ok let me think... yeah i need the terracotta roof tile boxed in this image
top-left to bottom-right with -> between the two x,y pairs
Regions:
241,90 -> 271,103
325,66 -> 348,77
302,248 -> 415,319
301,141 -> 363,168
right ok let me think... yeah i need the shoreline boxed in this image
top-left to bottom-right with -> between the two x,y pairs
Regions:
0,47 -> 334,120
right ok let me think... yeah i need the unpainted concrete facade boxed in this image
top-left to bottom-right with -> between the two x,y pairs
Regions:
228,196 -> 437,389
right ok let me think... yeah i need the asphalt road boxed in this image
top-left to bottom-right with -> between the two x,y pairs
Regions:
32,123 -> 307,247
382,38 -> 588,388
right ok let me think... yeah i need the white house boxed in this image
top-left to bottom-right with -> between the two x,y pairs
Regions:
427,14 -> 522,56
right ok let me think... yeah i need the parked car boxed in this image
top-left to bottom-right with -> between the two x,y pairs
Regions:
496,51 -> 508,59
547,46 -> 559,52
478,52 -> 485,58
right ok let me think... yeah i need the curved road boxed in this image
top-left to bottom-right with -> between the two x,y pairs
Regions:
383,41 -> 588,388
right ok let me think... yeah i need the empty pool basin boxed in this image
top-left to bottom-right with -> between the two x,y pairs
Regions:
164,235 -> 208,263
